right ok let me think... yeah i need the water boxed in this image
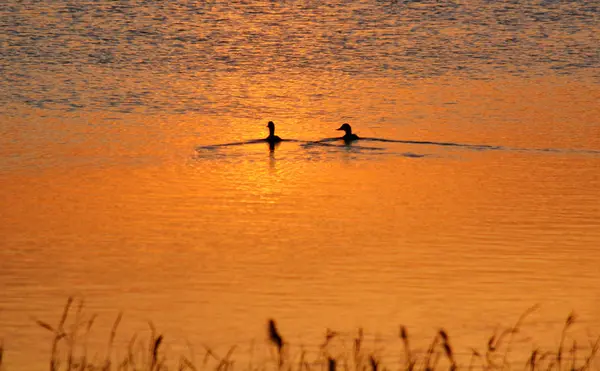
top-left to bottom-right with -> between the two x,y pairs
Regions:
1,1 -> 599,370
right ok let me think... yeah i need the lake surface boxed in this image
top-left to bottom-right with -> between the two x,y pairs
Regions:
1,1 -> 599,369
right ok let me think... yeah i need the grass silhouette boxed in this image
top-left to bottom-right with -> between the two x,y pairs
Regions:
1,298 -> 599,371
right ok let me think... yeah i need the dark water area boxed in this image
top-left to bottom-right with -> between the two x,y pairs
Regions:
1,1 -> 598,115
1,1 -> 599,370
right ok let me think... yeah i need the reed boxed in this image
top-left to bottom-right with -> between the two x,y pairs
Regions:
400,325 -> 416,371
34,296 -> 73,371
557,312 -> 575,370
268,318 -> 284,368
2,298 -> 599,371
353,327 -> 364,371
328,357 -> 336,371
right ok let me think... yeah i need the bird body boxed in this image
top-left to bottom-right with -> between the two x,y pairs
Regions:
336,123 -> 359,142
266,121 -> 282,143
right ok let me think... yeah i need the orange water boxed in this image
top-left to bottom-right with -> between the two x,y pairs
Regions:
1,1 -> 600,369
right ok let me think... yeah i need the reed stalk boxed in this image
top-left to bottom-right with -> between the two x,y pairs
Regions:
3,299 -> 597,371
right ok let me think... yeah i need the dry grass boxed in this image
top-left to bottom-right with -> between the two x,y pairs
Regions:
1,298 -> 599,371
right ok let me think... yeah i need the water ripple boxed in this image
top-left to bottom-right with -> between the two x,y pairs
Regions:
1,0 -> 598,114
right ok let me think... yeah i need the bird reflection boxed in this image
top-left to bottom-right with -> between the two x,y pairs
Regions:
268,148 -> 276,170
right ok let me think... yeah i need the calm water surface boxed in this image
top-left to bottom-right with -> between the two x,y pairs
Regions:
1,1 -> 599,369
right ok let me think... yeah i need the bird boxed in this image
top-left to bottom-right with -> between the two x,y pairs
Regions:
266,121 -> 282,144
336,123 -> 359,142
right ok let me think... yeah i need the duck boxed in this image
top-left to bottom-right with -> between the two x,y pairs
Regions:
336,123 -> 359,142
266,121 -> 282,144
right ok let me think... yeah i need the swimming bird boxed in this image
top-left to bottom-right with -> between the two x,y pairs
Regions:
266,121 -> 282,144
336,123 -> 359,142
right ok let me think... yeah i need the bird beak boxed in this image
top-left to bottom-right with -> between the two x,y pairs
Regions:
336,126 -> 344,131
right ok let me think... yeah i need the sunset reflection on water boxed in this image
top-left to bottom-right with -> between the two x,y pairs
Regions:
1,0 -> 600,369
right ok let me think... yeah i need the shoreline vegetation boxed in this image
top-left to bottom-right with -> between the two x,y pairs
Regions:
1,298 -> 598,371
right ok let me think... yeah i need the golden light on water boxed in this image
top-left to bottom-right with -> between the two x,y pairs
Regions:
1,1 -> 600,368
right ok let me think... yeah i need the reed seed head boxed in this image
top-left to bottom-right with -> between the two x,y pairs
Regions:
400,326 -> 408,340
268,319 -> 283,351
439,329 -> 449,343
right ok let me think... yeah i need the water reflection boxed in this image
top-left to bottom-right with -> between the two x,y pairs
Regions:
268,141 -> 280,152
268,149 -> 276,171
2,1 -> 597,115
1,1 -> 599,369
